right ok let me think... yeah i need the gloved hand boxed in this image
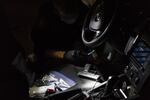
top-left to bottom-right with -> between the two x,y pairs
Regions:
63,50 -> 93,65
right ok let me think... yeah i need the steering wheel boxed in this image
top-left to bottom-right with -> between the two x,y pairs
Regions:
82,0 -> 118,48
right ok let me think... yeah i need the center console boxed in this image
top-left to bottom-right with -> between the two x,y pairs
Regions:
124,38 -> 150,92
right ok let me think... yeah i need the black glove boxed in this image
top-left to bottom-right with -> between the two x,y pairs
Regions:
63,50 -> 93,65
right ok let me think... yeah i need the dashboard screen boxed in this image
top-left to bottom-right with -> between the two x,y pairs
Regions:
132,40 -> 150,66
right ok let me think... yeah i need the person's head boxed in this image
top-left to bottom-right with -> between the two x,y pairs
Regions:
52,0 -> 80,24
52,0 -> 96,24
81,0 -> 96,7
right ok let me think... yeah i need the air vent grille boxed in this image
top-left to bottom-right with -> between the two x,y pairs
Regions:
132,41 -> 150,66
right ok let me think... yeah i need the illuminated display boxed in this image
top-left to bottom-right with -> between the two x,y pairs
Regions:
132,40 -> 150,66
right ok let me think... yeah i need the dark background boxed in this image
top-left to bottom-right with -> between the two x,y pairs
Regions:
1,0 -> 150,99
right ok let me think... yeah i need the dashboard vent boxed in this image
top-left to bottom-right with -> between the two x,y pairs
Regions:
132,41 -> 150,66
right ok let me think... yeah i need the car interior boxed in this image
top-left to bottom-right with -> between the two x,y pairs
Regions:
2,0 -> 150,100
